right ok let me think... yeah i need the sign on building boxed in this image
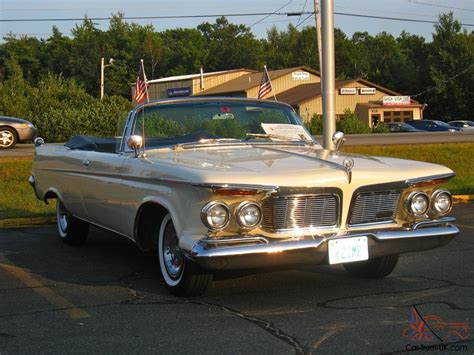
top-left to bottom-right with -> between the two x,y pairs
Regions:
292,71 -> 310,80
339,88 -> 357,95
382,96 -> 411,106
167,87 -> 191,97
359,87 -> 376,95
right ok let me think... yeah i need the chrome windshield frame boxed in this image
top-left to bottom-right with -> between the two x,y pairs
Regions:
123,97 -> 318,153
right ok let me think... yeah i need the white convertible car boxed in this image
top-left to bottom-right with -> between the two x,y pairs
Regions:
30,98 -> 459,296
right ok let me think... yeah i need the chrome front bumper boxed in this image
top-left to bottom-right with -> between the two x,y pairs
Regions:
188,218 -> 459,270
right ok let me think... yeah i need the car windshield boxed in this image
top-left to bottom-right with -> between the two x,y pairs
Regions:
132,100 -> 314,149
401,123 -> 417,131
467,121 -> 474,127
434,121 -> 452,128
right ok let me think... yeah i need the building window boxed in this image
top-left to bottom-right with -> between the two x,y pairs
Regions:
382,110 -> 413,123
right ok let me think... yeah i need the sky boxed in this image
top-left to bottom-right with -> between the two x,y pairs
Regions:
1,0 -> 473,41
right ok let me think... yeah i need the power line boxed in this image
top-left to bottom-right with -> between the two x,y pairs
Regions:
334,11 -> 474,26
249,1 -> 294,28
0,12 -> 310,23
410,64 -> 473,98
1,10 -> 473,27
408,0 -> 474,12
295,13 -> 314,29
295,0 -> 309,27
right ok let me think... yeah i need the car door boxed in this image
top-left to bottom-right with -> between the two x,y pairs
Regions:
79,151 -> 128,234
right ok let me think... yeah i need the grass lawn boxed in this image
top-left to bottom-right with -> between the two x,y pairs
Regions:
0,142 -> 473,219
0,157 -> 55,219
343,143 -> 474,195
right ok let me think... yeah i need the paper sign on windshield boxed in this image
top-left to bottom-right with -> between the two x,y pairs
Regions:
261,123 -> 313,141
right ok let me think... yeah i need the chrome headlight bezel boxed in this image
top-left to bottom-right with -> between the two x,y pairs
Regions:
431,189 -> 453,216
236,201 -> 262,229
201,201 -> 231,231
406,191 -> 430,216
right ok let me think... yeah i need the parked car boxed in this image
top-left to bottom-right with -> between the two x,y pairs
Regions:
29,98 -> 459,296
406,120 -> 462,132
385,122 -> 422,133
0,116 -> 38,149
448,120 -> 474,130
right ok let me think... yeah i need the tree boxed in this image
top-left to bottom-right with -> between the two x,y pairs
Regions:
198,17 -> 263,71
426,12 -> 474,120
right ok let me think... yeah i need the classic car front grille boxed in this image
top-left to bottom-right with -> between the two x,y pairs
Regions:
261,194 -> 339,232
349,190 -> 401,226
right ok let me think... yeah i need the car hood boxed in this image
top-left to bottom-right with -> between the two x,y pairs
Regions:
141,144 -> 453,188
0,116 -> 30,125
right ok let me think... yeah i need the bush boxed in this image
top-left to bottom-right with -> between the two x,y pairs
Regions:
0,63 -> 133,142
372,123 -> 390,133
304,114 -> 323,135
336,109 -> 371,134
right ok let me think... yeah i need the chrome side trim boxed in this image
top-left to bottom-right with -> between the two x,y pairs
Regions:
192,182 -> 279,192
41,168 -> 279,192
406,173 -> 456,186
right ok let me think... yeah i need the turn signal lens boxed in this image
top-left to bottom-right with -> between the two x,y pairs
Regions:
431,190 -> 452,215
201,201 -> 230,231
236,202 -> 262,229
407,191 -> 429,216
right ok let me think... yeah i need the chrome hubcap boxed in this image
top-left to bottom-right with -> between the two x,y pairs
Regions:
163,224 -> 184,279
0,130 -> 13,147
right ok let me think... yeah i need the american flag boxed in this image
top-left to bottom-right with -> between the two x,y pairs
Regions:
135,62 -> 149,104
257,68 -> 272,99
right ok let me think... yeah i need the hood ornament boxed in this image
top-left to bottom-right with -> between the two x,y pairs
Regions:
343,158 -> 354,183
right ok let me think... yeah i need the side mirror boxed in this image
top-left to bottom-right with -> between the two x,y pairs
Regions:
332,131 -> 346,151
34,137 -> 44,147
127,135 -> 143,157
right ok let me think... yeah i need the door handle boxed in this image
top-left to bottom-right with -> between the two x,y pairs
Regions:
83,160 -> 90,168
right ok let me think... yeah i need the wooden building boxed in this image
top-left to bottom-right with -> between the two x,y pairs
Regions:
131,66 -> 423,127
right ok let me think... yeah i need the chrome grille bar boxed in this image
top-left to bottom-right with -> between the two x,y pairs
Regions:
349,190 -> 400,226
261,194 -> 339,232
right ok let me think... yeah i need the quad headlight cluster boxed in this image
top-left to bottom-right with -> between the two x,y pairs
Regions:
406,189 -> 452,217
201,201 -> 262,231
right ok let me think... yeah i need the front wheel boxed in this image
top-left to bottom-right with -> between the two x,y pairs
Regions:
56,199 -> 89,246
158,214 -> 212,297
0,127 -> 17,149
343,254 -> 399,278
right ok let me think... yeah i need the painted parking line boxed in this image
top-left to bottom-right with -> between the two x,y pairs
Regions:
0,256 -> 90,319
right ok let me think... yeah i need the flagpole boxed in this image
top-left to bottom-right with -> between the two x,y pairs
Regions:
139,59 -> 148,156
141,59 -> 150,104
264,65 -> 277,101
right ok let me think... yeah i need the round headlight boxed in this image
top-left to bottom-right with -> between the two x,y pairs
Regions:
431,190 -> 452,215
407,191 -> 429,216
236,202 -> 262,229
201,201 -> 230,231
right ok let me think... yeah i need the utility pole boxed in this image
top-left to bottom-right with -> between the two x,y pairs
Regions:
100,57 -> 115,100
320,0 -> 336,150
314,0 -> 323,80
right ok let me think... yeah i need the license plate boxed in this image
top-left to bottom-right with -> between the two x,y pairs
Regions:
328,236 -> 369,265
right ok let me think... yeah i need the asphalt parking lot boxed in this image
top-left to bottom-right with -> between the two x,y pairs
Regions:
0,204 -> 473,354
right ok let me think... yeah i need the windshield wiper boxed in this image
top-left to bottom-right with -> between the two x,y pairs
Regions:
245,133 -> 314,145
173,138 -> 245,150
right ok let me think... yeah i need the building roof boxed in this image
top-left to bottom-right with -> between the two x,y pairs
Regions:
276,78 -> 419,105
147,68 -> 256,84
196,66 -> 320,96
276,80 -> 357,105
